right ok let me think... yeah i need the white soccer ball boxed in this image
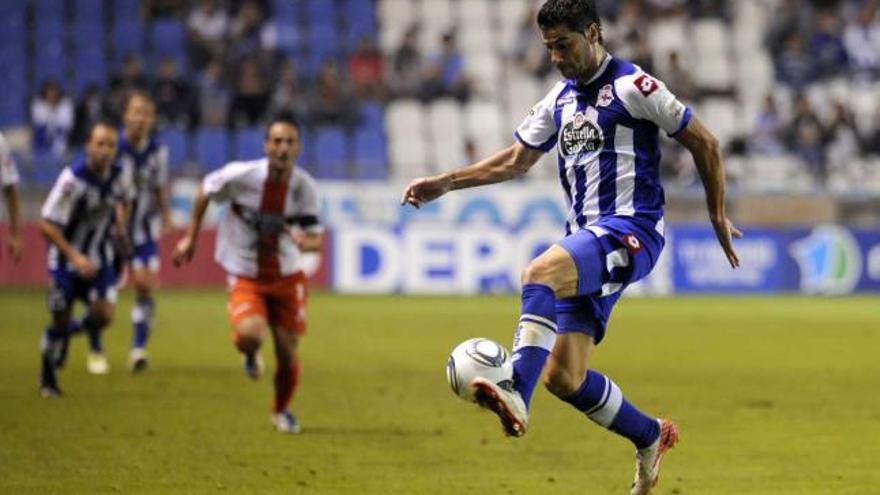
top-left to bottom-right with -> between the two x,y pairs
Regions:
446,338 -> 513,402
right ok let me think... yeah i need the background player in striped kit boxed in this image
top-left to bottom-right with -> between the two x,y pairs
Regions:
172,114 -> 323,434
38,122 -> 132,397
0,132 -> 22,264
116,92 -> 172,373
401,1 -> 741,493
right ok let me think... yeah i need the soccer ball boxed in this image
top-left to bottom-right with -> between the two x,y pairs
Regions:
446,338 -> 513,402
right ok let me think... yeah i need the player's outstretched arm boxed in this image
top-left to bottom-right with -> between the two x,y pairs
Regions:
401,142 -> 543,208
675,116 -> 742,268
39,218 -> 96,279
172,189 -> 211,266
2,184 -> 21,262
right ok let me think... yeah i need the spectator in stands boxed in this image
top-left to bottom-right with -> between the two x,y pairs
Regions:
663,51 -> 697,102
348,36 -> 385,101
69,85 -> 109,148
512,5 -> 553,78
229,56 -> 270,127
765,0 -> 814,57
389,24 -> 422,98
108,55 -> 150,118
868,108 -> 880,156
811,9 -> 848,80
775,33 -> 818,89
31,79 -> 74,160
843,5 -> 880,80
270,59 -> 307,122
152,57 -> 196,129
308,60 -> 357,127
187,0 -> 229,72
825,100 -> 864,171
751,93 -> 786,155
785,94 -> 827,183
419,32 -> 471,102
228,0 -> 276,64
197,58 -> 231,127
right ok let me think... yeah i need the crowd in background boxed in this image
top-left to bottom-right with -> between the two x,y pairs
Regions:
24,0 -> 880,189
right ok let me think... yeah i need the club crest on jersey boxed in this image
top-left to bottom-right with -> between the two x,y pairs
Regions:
560,112 -> 603,157
597,84 -> 614,107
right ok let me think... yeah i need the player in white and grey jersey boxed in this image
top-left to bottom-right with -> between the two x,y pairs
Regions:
116,92 -> 172,372
38,122 -> 132,396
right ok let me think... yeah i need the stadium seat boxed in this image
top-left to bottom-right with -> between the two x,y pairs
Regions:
377,0 -> 415,52
74,47 -> 107,93
274,21 -> 301,57
34,18 -> 65,44
72,22 -> 105,51
113,0 -> 141,22
159,126 -> 190,173
35,0 -> 66,23
464,101 -> 504,158
233,126 -> 264,161
313,127 -> 349,179
272,0 -> 300,23
113,19 -> 145,66
194,127 -> 230,171
74,0 -> 104,25
0,86 -> 27,127
151,20 -> 186,66
353,128 -> 388,179
359,102 -> 384,133
345,0 -> 378,45
427,99 -> 466,168
306,0 -> 339,28
35,41 -> 68,86
0,7 -> 26,43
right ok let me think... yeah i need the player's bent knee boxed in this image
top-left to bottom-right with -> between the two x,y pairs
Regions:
543,365 -> 582,398
521,258 -> 559,286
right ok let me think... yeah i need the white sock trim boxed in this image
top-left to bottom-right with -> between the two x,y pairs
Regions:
585,377 -> 624,428
513,318 -> 557,352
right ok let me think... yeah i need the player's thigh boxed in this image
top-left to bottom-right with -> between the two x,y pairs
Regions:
270,325 -> 300,362
228,277 -> 270,339
521,244 -> 579,297
266,274 -> 307,337
543,332 -> 597,397
131,267 -> 158,296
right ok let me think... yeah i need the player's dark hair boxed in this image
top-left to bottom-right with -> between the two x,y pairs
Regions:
265,111 -> 301,138
88,119 -> 119,140
537,0 -> 604,44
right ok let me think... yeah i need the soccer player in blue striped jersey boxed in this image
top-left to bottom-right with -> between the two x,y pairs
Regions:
116,92 -> 172,372
401,1 -> 741,493
39,122 -> 133,396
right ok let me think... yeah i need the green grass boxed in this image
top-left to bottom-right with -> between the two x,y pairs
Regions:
1,289 -> 879,494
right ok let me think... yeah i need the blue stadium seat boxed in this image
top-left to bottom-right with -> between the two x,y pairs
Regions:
74,47 -> 107,93
113,19 -> 145,66
34,19 -> 65,43
345,0 -> 378,47
233,126 -> 264,161
274,22 -> 301,57
194,127 -> 230,171
306,0 -> 339,28
73,22 -> 105,49
0,85 -> 27,127
74,0 -> 104,25
36,0 -> 66,23
35,42 -> 68,85
0,8 -> 26,43
151,20 -> 185,56
353,128 -> 387,179
313,127 -> 349,179
113,0 -> 141,22
159,126 -> 189,172
359,102 -> 384,132
272,0 -> 300,23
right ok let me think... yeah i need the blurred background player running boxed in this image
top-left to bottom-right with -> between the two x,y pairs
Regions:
172,114 -> 323,434
38,122 -> 132,397
0,131 -> 22,264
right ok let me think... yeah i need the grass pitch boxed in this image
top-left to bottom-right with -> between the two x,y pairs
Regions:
1,289 -> 878,494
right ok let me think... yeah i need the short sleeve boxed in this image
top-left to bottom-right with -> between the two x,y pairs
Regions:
615,71 -> 692,136
514,82 -> 565,152
41,168 -> 79,225
115,164 -> 136,202
0,134 -> 20,187
201,162 -> 241,202
293,170 -> 323,233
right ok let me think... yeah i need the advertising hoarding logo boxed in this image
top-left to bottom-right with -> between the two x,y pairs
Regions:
790,225 -> 862,295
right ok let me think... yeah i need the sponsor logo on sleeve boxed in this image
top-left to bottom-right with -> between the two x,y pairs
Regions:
634,74 -> 659,97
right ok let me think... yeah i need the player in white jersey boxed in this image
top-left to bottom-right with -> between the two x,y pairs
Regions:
39,122 -> 132,397
402,1 -> 741,493
0,132 -> 22,263
116,92 -> 172,372
173,114 -> 323,433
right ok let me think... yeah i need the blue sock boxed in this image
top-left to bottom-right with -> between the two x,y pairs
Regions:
132,297 -> 154,349
511,284 -> 557,408
562,370 -> 660,449
82,314 -> 104,353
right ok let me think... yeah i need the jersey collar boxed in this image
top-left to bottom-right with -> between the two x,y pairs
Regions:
568,53 -> 612,89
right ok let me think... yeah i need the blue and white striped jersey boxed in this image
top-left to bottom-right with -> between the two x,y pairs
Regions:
515,55 -> 691,237
41,157 -> 132,271
118,135 -> 168,246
